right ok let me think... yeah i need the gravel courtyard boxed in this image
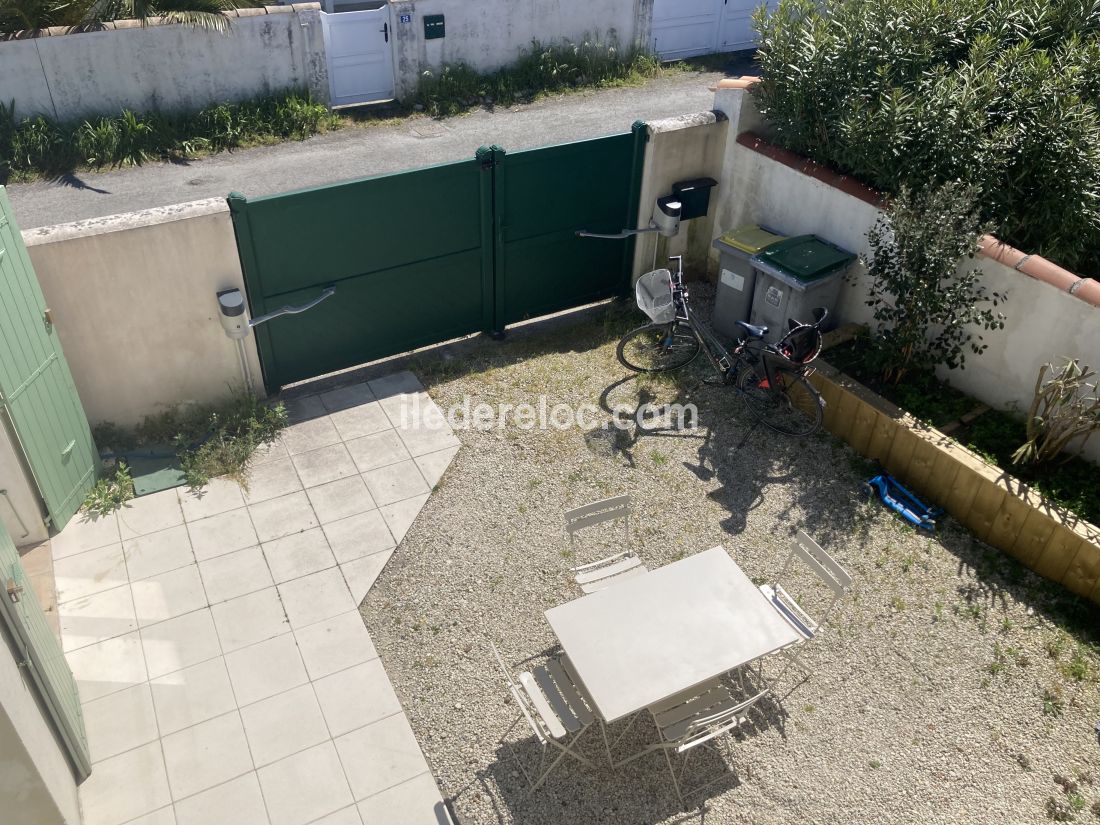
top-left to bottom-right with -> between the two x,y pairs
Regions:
358,295 -> 1100,825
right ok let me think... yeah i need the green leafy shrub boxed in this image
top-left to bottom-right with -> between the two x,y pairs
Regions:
416,40 -> 663,117
82,462 -> 135,516
177,392 -> 287,487
862,183 -> 1005,383
0,91 -> 339,183
91,390 -> 287,500
753,0 -> 1100,278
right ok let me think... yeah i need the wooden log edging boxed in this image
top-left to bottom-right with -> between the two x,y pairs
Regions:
810,361 -> 1100,605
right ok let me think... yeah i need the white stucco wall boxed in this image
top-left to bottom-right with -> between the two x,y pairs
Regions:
632,111 -> 728,280
710,84 -> 1100,464
0,624 -> 80,825
23,200 -> 265,429
0,5 -> 328,122
388,0 -> 648,100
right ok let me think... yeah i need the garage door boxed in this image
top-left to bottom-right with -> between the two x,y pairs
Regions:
651,0 -> 770,60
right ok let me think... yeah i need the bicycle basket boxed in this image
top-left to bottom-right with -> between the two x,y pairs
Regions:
777,323 -> 823,364
635,268 -> 675,324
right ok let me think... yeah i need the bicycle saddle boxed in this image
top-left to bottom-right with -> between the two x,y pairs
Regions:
736,321 -> 769,339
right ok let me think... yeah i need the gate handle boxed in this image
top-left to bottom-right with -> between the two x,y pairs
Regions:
6,578 -> 23,603
60,440 -> 75,458
249,286 -> 336,329
381,22 -> 389,42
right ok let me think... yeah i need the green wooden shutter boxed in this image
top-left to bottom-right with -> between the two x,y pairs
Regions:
0,521 -> 91,779
0,187 -> 97,531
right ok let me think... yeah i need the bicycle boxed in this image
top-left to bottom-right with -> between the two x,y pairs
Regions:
616,255 -> 827,437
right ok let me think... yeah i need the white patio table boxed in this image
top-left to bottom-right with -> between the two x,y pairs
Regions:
544,546 -> 802,724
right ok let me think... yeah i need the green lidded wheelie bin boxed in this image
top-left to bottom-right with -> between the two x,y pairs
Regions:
748,234 -> 856,343
711,224 -> 788,339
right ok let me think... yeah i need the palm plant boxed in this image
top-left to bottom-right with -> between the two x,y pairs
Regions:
79,0 -> 256,32
0,0 -> 257,34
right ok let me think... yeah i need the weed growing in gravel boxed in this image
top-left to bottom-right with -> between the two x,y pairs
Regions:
890,596 -> 907,612
869,759 -> 882,769
1042,685 -> 1066,717
1060,645 -> 1097,682
1047,631 -> 1071,659
650,450 -> 669,467
988,643 -> 1008,677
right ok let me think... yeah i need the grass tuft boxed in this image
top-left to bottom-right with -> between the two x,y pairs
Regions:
0,91 -> 339,183
414,40 -> 665,117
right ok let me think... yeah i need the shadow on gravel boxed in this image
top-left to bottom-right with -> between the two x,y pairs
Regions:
46,172 -> 111,194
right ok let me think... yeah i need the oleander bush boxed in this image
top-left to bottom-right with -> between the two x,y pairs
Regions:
753,0 -> 1100,278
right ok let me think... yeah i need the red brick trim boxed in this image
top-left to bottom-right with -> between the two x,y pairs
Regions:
712,76 -> 761,91
736,131 -> 1100,308
736,131 -> 886,207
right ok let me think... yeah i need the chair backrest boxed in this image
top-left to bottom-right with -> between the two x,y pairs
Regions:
490,642 -> 550,743
778,531 -> 851,623
564,494 -> 630,548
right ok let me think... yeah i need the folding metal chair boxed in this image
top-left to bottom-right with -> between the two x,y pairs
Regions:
564,494 -> 646,593
618,675 -> 770,808
759,530 -> 852,680
489,643 -> 597,794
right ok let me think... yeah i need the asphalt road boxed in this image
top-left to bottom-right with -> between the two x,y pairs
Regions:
6,72 -> 726,230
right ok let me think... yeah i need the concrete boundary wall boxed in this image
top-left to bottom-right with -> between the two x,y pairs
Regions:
632,111 -> 728,280
388,0 -> 648,101
22,200 -> 264,429
709,83 -> 1100,464
0,5 -> 328,122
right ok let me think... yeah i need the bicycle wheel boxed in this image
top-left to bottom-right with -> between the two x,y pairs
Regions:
617,322 -> 701,373
737,364 -> 824,436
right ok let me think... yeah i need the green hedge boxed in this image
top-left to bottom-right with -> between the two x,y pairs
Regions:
753,0 -> 1100,279
0,91 -> 339,181
416,40 -> 664,117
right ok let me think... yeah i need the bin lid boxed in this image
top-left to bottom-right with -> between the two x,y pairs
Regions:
714,224 -> 788,255
750,234 -> 855,282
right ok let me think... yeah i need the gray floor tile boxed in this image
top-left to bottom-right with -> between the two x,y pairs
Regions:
199,546 -> 273,604
224,633 -> 308,706
123,525 -> 196,582
322,510 -> 394,565
240,683 -> 329,767
335,713 -> 428,802
150,657 -> 238,736
162,711 -> 254,800
257,742 -> 354,825
261,529 -> 337,584
174,773 -> 269,825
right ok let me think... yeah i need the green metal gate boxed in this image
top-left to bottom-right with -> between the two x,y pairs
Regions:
229,125 -> 646,392
0,187 -> 97,531
0,521 -> 91,780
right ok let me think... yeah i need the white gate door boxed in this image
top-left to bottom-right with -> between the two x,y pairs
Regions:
651,0 -> 720,60
717,0 -> 763,52
651,0 -> 769,60
321,8 -> 396,107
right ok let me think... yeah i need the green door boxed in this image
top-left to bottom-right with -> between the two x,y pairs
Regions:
0,521 -> 91,779
0,187 -> 97,531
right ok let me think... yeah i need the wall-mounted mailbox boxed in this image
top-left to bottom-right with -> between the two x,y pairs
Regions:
424,14 -> 445,39
672,177 -> 718,220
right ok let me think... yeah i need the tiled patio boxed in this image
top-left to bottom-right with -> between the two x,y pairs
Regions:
49,371 -> 458,825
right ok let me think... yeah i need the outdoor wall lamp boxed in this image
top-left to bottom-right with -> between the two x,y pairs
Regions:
215,285 -> 336,389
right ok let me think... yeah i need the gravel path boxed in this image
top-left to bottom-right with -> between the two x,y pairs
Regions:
359,292 -> 1100,825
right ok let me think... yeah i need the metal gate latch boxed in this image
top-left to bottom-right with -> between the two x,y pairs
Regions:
6,578 -> 23,603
